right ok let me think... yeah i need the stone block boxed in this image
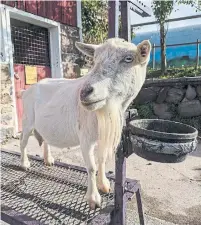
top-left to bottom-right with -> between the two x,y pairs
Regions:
0,63 -> 10,81
61,34 -> 71,52
156,87 -> 170,104
63,62 -> 80,79
178,100 -> 201,118
1,106 -> 12,114
153,103 -> 173,119
62,53 -> 80,64
182,97 -> 188,102
196,85 -> 201,97
60,24 -> 80,40
135,87 -> 157,104
61,34 -> 79,55
0,127 -> 13,142
166,88 -> 184,104
185,85 -> 197,100
1,113 -> 13,122
1,78 -> 12,87
1,93 -> 12,104
150,86 -> 161,92
60,24 -> 81,65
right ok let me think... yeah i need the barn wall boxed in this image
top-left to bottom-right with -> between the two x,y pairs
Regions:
1,0 -> 77,27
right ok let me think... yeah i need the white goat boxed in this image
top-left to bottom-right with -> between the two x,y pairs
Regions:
20,38 -> 151,209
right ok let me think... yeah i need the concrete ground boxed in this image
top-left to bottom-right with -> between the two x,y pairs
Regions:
1,137 -> 201,225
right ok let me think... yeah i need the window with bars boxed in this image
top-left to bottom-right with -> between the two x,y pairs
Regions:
11,20 -> 50,66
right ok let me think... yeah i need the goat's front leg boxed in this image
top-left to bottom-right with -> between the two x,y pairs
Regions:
81,142 -> 101,209
43,142 -> 54,166
97,154 -> 110,193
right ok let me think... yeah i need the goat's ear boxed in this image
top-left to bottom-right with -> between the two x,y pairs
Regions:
75,42 -> 98,57
137,40 -> 151,64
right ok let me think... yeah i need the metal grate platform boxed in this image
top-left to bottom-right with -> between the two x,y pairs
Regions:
1,150 -> 116,225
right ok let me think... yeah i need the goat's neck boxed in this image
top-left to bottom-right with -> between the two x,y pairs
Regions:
122,66 -> 147,112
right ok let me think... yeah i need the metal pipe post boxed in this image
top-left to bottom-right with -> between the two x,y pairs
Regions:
136,188 -> 145,225
108,0 -> 119,38
112,130 -> 127,225
152,43 -> 155,69
113,143 -> 126,224
196,39 -> 200,70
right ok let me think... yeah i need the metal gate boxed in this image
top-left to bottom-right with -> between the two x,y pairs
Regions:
11,19 -> 51,132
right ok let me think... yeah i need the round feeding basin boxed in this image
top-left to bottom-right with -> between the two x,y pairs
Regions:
128,119 -> 198,163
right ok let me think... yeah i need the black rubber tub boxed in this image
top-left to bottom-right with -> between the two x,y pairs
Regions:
128,119 -> 198,163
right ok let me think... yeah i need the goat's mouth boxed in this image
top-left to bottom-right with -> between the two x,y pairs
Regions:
81,99 -> 106,111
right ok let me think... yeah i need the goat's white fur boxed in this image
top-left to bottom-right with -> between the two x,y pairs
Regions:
20,38 -> 151,209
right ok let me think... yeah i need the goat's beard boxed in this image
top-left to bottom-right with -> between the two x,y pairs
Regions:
96,101 -> 123,159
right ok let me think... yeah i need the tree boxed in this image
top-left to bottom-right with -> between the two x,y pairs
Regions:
176,0 -> 201,11
151,1 -> 174,75
131,29 -> 136,40
82,0 -> 108,44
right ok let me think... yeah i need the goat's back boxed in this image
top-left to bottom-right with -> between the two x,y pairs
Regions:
21,77 -> 89,148
22,77 -> 85,106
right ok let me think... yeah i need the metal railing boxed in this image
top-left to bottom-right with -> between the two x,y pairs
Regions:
151,39 -> 200,69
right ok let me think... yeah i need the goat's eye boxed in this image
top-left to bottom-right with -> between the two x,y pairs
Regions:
124,55 -> 133,63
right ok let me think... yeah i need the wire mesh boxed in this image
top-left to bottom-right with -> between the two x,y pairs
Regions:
11,22 -> 50,66
1,151 -> 114,225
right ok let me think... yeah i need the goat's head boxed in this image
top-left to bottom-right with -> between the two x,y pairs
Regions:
76,38 -> 151,157
76,38 -> 151,112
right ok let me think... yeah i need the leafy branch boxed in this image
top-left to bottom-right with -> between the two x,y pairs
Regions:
176,0 -> 201,12
81,0 -> 108,44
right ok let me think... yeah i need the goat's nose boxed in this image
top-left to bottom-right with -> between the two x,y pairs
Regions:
80,85 -> 94,101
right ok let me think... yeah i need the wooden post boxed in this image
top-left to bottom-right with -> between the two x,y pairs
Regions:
108,0 -> 119,38
152,43 -> 155,69
120,1 -> 131,41
196,39 -> 200,70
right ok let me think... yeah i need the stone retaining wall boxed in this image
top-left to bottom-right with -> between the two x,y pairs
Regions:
1,63 -> 14,142
132,77 -> 201,133
60,24 -> 82,78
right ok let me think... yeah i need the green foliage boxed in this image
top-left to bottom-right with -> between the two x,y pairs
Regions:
176,0 -> 201,12
82,1 -> 135,44
151,1 -> 174,75
133,104 -> 154,119
131,29 -> 136,40
173,116 -> 201,133
147,66 -> 201,79
82,0 -> 108,44
151,1 -> 174,25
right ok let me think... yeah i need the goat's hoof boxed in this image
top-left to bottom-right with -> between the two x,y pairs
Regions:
44,156 -> 55,166
98,178 -> 111,194
21,159 -> 31,170
86,192 -> 101,210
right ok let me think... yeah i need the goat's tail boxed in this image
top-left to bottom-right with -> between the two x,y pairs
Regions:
96,102 -> 123,161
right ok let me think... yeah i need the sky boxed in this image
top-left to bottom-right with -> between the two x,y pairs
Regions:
130,1 -> 201,33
